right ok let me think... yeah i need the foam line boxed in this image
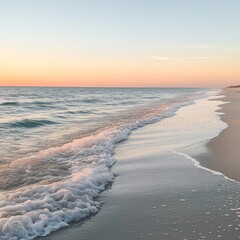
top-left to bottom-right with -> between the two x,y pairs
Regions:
172,150 -> 239,184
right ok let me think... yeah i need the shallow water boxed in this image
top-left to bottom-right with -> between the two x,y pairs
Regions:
0,87 -> 209,239
40,92 -> 239,240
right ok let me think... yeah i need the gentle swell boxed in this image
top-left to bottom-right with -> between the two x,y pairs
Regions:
9,119 -> 59,129
81,99 -> 104,104
0,101 -> 19,106
67,110 -> 92,115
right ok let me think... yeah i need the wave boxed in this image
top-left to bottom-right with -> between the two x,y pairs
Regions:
119,100 -> 137,105
31,101 -> 52,105
81,99 -> 104,104
67,110 -> 92,115
0,101 -> 19,106
0,101 -> 56,109
8,119 -> 59,129
0,94 -> 200,239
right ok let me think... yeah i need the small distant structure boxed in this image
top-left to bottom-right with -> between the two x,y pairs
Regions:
228,85 -> 240,88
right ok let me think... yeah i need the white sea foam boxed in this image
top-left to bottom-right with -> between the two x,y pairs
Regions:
172,151 -> 238,183
0,94 -> 201,239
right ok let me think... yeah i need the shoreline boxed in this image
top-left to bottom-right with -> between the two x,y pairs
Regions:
40,92 -> 240,240
186,88 -> 240,182
207,88 -> 240,181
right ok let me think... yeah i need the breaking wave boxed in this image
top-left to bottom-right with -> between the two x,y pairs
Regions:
0,95 -> 200,240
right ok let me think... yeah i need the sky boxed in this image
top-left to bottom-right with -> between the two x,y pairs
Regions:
0,0 -> 240,87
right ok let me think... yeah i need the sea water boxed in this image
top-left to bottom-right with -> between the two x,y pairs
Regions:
0,87 -> 211,239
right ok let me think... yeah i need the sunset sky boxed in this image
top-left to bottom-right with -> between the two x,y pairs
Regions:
0,0 -> 240,87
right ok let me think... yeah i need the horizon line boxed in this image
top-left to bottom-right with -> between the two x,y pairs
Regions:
0,85 -> 223,89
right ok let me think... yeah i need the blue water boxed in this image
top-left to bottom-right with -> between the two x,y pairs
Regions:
0,87 -> 202,164
0,87 -> 205,239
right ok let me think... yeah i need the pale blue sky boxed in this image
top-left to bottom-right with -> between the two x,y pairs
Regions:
1,0 -> 240,57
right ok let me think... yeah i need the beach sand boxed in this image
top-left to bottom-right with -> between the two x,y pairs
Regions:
206,88 -> 240,181
183,88 -> 240,182
40,91 -> 240,240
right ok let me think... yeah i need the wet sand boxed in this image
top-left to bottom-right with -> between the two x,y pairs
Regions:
40,94 -> 240,240
206,88 -> 240,181
186,88 -> 240,182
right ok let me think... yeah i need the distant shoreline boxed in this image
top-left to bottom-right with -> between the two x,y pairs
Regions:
228,85 -> 240,88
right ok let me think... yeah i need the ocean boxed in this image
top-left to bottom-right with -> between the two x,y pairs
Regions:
0,87 -> 217,239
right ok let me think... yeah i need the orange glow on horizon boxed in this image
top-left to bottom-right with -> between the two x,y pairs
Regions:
1,50 -> 239,88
